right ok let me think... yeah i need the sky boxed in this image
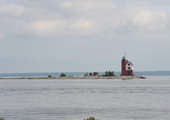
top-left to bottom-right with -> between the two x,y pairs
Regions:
0,0 -> 170,73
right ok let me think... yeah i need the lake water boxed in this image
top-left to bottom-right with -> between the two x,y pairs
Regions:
0,76 -> 170,120
0,71 -> 170,78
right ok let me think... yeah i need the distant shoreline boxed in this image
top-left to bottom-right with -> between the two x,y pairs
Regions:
0,71 -> 169,78
0,76 -> 146,80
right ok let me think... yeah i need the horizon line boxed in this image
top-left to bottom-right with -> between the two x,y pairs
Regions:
0,71 -> 170,74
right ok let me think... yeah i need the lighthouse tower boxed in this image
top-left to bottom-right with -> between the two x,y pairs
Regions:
121,56 -> 134,75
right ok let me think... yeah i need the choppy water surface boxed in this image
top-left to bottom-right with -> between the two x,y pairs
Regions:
0,76 -> 170,120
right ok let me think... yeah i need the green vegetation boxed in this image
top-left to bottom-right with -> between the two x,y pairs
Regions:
0,117 -> 6,120
102,71 -> 115,76
60,73 -> 66,77
48,75 -> 52,77
84,117 -> 95,120
84,73 -> 88,76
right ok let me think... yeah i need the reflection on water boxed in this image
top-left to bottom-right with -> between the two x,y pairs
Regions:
0,76 -> 170,120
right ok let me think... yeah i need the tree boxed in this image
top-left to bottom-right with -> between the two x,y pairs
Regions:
110,71 -> 114,76
108,71 -> 111,75
105,71 -> 108,76
103,71 -> 115,76
48,75 -> 52,77
0,118 -> 6,120
60,73 -> 66,77
84,73 -> 88,76
89,117 -> 95,120
84,117 -> 95,120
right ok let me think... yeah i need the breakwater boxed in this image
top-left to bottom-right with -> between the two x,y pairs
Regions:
0,76 -> 146,79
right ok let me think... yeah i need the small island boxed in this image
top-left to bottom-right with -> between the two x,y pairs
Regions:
0,76 -> 146,80
0,57 -> 147,80
0,71 -> 146,80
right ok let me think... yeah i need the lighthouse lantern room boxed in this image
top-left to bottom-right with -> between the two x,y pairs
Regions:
121,56 -> 134,76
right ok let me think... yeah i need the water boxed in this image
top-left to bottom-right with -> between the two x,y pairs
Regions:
0,71 -> 169,78
0,76 -> 170,120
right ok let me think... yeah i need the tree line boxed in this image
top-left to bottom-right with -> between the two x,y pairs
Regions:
102,71 -> 115,76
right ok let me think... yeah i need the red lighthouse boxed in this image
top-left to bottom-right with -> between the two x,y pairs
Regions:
121,56 -> 134,76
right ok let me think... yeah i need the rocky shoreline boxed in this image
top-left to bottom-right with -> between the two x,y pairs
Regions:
0,76 -> 146,80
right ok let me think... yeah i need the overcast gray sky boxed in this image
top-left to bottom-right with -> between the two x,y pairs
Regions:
0,0 -> 170,73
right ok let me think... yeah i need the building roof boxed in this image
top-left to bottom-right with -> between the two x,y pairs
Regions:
126,61 -> 133,66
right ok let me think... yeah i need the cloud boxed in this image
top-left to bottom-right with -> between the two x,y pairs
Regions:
0,0 -> 170,73
59,1 -> 117,11
133,10 -> 168,30
0,33 -> 4,38
0,4 -> 25,16
1,0 -> 169,40
67,19 -> 93,29
13,20 -> 67,37
10,8 -> 169,38
59,2 -> 72,8
13,19 -> 96,37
